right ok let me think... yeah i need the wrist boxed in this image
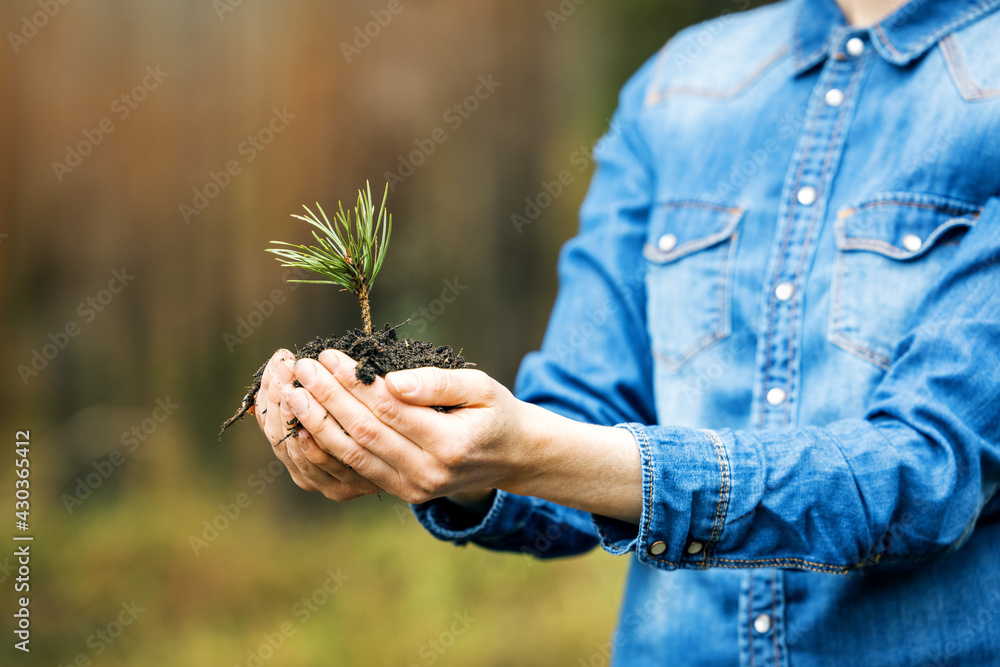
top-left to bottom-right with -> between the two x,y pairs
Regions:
504,403 -> 642,524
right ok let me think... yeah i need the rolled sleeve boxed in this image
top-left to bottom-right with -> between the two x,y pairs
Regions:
592,424 -> 742,569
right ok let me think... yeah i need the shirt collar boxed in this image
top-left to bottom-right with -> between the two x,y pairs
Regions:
793,0 -> 1000,74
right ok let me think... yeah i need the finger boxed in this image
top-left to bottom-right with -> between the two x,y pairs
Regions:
262,352 -> 295,444
312,350 -> 476,451
383,364 -> 496,409
284,429 -> 380,499
286,365 -> 406,488
268,393 -> 320,492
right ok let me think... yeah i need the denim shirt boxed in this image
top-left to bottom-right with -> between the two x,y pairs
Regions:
414,0 -> 1000,664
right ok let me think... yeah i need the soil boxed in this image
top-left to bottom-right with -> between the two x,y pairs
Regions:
219,323 -> 472,438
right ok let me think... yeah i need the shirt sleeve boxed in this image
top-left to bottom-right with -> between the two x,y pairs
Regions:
411,53 -> 660,557
593,200 -> 1000,573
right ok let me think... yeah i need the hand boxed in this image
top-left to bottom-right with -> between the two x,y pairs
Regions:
283,349 -> 527,504
255,349 -> 379,500
283,349 -> 643,523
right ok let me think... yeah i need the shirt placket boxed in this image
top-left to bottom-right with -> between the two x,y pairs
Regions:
746,29 -> 871,667
756,29 -> 870,432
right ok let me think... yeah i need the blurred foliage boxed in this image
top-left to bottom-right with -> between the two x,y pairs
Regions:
1,0 -> 769,664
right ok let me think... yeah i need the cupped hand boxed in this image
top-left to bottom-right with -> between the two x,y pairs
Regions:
282,349 -> 539,505
255,349 -> 380,500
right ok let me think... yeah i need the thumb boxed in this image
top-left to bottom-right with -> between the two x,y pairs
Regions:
385,367 -> 493,407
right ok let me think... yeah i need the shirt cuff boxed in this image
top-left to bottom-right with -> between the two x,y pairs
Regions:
591,423 -> 736,570
411,489 -> 530,545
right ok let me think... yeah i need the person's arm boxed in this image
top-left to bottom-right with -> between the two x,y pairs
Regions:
285,199 -> 1000,574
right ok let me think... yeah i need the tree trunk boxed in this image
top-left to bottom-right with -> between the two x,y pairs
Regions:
358,284 -> 372,335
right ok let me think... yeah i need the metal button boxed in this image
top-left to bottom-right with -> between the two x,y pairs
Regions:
754,613 -> 772,634
846,37 -> 865,57
766,387 -> 786,406
686,541 -> 704,555
775,282 -> 794,302
657,233 -> 678,253
796,186 -> 817,206
649,540 -> 667,556
902,233 -> 922,252
824,88 -> 844,107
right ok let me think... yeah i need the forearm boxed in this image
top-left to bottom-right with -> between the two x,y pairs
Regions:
501,402 -> 642,524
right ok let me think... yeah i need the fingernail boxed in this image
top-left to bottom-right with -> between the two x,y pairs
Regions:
295,359 -> 317,386
287,389 -> 307,414
389,371 -> 418,395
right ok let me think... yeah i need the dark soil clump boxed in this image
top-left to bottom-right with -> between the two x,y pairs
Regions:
219,323 -> 471,438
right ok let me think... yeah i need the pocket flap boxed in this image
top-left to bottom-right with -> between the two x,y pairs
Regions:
835,193 -> 980,260
644,200 -> 744,263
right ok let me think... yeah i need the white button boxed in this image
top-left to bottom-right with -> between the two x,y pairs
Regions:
902,233 -> 922,252
657,233 -> 678,253
754,613 -> 772,634
649,541 -> 667,556
766,387 -> 786,406
846,37 -> 865,57
796,186 -> 817,206
686,541 -> 704,555
824,88 -> 844,107
775,282 -> 794,302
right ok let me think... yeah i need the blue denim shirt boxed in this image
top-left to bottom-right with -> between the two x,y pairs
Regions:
414,0 -> 1000,664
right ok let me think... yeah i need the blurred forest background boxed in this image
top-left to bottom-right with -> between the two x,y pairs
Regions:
1,0 -> 768,664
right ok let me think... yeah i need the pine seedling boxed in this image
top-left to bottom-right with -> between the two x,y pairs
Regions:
267,181 -> 392,335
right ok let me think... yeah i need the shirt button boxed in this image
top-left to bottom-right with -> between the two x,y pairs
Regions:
775,281 -> 795,301
657,233 -> 678,253
686,541 -> 704,555
846,37 -> 865,57
902,233 -> 923,252
649,541 -> 667,556
766,387 -> 786,406
824,88 -> 845,107
796,186 -> 817,206
754,613 -> 772,634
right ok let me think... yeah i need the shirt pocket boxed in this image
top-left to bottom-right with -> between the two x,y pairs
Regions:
644,200 -> 744,372
828,193 -> 980,369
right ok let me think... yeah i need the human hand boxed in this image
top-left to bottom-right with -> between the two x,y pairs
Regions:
281,349 -> 538,504
255,349 -> 380,500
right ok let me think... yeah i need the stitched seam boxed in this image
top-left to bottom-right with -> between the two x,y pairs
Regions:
874,23 -> 904,59
771,569 -> 779,667
713,556 -> 852,573
911,0 -> 1000,60
783,60 -> 862,426
749,583 -> 756,667
828,330 -> 892,369
940,34 -> 1000,101
760,123 -> 814,427
703,429 -> 731,571
636,427 -> 659,562
647,46 -> 790,105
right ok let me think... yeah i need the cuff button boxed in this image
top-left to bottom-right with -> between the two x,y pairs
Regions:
648,540 -> 667,556
686,541 -> 704,555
